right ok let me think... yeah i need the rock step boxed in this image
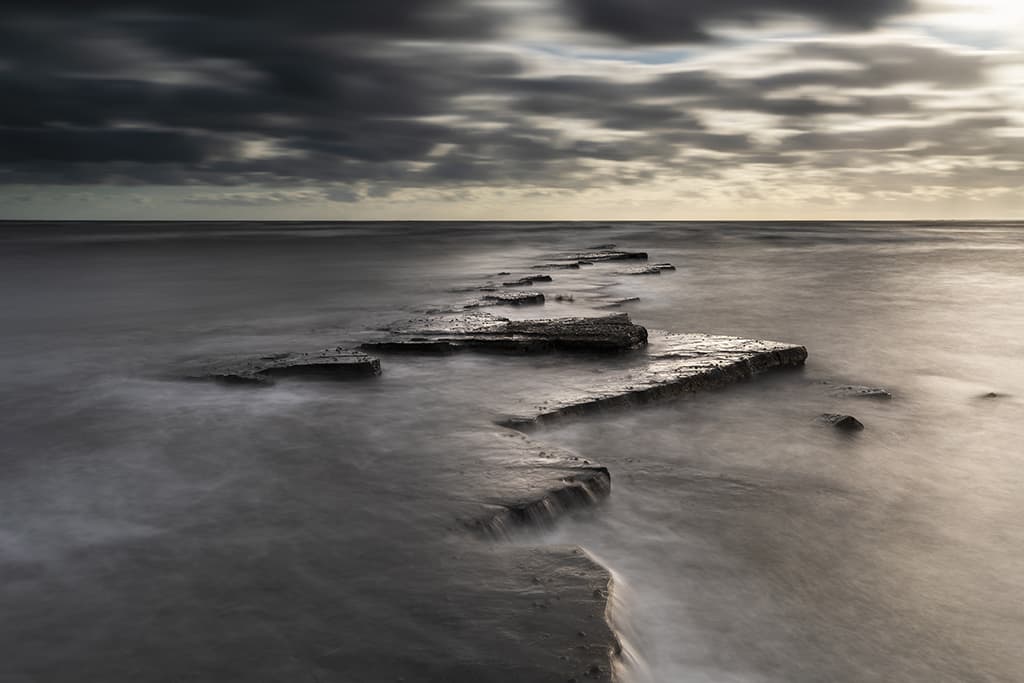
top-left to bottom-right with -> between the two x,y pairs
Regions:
561,250 -> 648,262
503,275 -> 553,286
501,332 -> 807,429
829,384 -> 892,399
363,312 -> 648,355
185,348 -> 381,385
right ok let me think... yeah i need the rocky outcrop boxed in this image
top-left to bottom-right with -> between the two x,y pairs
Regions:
462,434 -> 612,538
473,291 -> 546,307
363,312 -> 648,354
829,384 -> 892,399
500,331 -> 807,429
533,262 -> 583,270
562,250 -> 648,262
504,275 -> 553,286
619,266 -> 664,275
819,413 -> 865,431
186,348 -> 381,385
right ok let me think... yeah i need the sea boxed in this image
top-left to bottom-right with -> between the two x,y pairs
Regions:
1,220 -> 1022,682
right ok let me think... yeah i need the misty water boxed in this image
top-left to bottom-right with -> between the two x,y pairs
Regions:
1,221 -> 1023,682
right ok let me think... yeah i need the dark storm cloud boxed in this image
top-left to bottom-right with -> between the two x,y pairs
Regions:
565,0 -> 913,43
0,1 -> 494,37
0,0 -> 1017,199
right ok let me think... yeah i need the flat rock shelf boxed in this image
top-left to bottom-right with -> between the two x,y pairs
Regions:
500,331 -> 808,429
362,312 -> 648,354
457,430 -> 612,538
184,348 -> 381,385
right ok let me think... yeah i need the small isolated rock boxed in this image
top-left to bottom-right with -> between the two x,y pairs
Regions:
619,266 -> 663,276
830,385 -> 892,400
504,275 -> 553,286
819,413 -> 865,431
479,291 -> 546,307
186,348 -> 381,386
651,263 -> 676,271
566,250 -> 648,262
534,262 -> 582,270
980,391 -> 1003,399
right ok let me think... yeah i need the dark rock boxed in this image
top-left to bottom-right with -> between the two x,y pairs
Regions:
819,413 -> 865,431
363,312 -> 648,355
501,331 -> 807,429
461,432 -> 612,538
980,391 -> 1003,399
534,262 -> 582,270
619,266 -> 663,275
503,275 -> 553,286
830,384 -> 892,400
651,263 -> 676,271
477,291 -> 546,307
186,348 -> 381,386
563,250 -> 648,262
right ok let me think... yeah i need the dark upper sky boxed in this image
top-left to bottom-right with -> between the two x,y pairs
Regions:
1,0 -> 1021,218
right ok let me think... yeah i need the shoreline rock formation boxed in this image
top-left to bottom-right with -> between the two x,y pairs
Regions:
175,243 -> 805,681
185,348 -> 381,385
363,312 -> 648,354
501,331 -> 808,429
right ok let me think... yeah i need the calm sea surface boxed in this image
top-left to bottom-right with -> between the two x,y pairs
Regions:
1,221 -> 1022,682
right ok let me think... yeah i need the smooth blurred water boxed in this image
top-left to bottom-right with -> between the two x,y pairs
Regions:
1,221 -> 1022,682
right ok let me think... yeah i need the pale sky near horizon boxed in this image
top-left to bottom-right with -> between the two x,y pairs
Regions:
1,0 -> 1022,220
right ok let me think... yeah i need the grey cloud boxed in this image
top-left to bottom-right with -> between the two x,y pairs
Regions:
0,0 -> 1017,201
565,0 -> 913,43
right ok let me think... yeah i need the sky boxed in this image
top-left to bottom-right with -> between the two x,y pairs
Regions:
1,0 -> 1022,220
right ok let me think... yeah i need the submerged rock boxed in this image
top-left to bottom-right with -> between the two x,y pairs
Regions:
819,413 -> 865,431
363,312 -> 648,354
186,348 -> 381,385
651,263 -> 676,271
501,331 -> 807,429
829,384 -> 892,400
503,275 -> 553,286
596,297 -> 640,309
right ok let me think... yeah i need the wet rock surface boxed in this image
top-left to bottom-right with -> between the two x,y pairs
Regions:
363,312 -> 648,354
829,384 -> 892,399
619,266 -> 665,275
560,250 -> 648,262
475,291 -> 547,307
461,431 -> 611,538
500,331 -> 807,429
504,275 -> 553,286
819,413 -> 866,431
533,262 -> 582,270
185,348 -> 381,385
